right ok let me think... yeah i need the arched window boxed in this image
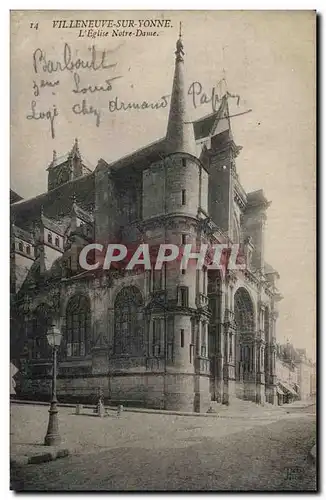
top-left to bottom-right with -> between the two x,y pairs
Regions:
234,288 -> 255,335
55,236 -> 60,247
66,295 -> 91,357
234,287 -> 255,380
114,286 -> 144,356
31,304 -> 52,359
48,233 -> 53,244
26,245 -> 31,255
18,242 -> 23,252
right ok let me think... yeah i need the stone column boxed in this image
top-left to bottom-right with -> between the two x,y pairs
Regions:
222,279 -> 236,405
255,339 -> 265,404
212,286 -> 224,403
249,340 -> 258,402
268,310 -> 278,405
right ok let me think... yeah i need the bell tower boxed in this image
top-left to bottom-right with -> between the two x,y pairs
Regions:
142,26 -> 211,412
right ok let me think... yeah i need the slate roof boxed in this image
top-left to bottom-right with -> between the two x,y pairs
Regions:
10,105 -> 225,229
107,109 -> 223,173
41,214 -> 68,236
11,173 -> 95,231
10,190 -> 23,204
73,203 -> 94,224
109,138 -> 167,172
193,112 -> 218,141
11,224 -> 34,244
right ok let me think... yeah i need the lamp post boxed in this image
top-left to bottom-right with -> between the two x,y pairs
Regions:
44,325 -> 62,446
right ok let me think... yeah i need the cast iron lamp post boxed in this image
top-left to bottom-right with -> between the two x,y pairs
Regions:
44,325 -> 62,446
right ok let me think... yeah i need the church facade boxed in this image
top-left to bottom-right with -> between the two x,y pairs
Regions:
10,34 -> 282,412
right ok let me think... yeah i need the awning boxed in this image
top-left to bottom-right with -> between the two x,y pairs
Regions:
279,381 -> 298,396
277,386 -> 285,395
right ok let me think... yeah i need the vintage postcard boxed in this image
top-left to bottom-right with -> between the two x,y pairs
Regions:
10,10 -> 316,492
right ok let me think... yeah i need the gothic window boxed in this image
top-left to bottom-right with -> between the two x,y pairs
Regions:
234,287 -> 255,379
167,316 -> 174,361
55,236 -> 60,247
48,233 -> 53,244
178,286 -> 189,307
229,334 -> 233,362
114,286 -> 144,356
152,318 -> 161,356
30,304 -> 52,359
26,245 -> 31,255
190,319 -> 195,362
153,268 -> 163,291
201,322 -> 207,356
18,242 -> 23,252
180,329 -> 185,348
234,288 -> 255,335
65,295 -> 91,357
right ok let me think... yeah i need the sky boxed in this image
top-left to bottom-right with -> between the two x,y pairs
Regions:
10,10 -> 316,359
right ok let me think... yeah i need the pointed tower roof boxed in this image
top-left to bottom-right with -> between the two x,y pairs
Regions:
68,138 -> 81,161
165,24 -> 196,157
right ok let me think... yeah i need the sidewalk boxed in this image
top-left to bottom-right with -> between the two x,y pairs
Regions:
10,397 -> 288,419
10,401 -> 289,466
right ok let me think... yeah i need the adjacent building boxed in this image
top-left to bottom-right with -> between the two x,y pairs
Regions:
275,342 -> 315,405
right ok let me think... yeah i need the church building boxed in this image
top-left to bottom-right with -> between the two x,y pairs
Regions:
10,33 -> 282,412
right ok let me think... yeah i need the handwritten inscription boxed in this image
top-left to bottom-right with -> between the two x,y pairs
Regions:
33,79 -> 60,97
108,95 -> 169,112
188,81 -> 241,113
72,99 -> 101,127
72,72 -> 122,95
26,101 -> 58,139
33,43 -> 114,74
26,39 -> 247,139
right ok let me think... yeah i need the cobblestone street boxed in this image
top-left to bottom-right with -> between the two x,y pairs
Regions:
10,403 -> 316,491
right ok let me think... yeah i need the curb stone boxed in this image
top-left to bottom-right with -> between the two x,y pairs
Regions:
11,399 -> 286,419
10,448 -> 70,467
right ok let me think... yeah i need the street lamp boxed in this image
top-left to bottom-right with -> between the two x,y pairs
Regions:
44,325 -> 62,446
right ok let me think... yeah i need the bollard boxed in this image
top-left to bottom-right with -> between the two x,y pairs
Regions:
75,404 -> 83,415
95,387 -> 105,417
97,399 -> 105,418
116,404 -> 123,417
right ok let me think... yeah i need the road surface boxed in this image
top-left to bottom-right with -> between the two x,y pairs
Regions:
11,414 -> 316,491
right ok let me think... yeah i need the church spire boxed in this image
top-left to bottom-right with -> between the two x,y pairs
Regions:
165,24 -> 196,156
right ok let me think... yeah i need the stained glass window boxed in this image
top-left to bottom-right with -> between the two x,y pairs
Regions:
66,295 -> 91,357
114,286 -> 144,356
